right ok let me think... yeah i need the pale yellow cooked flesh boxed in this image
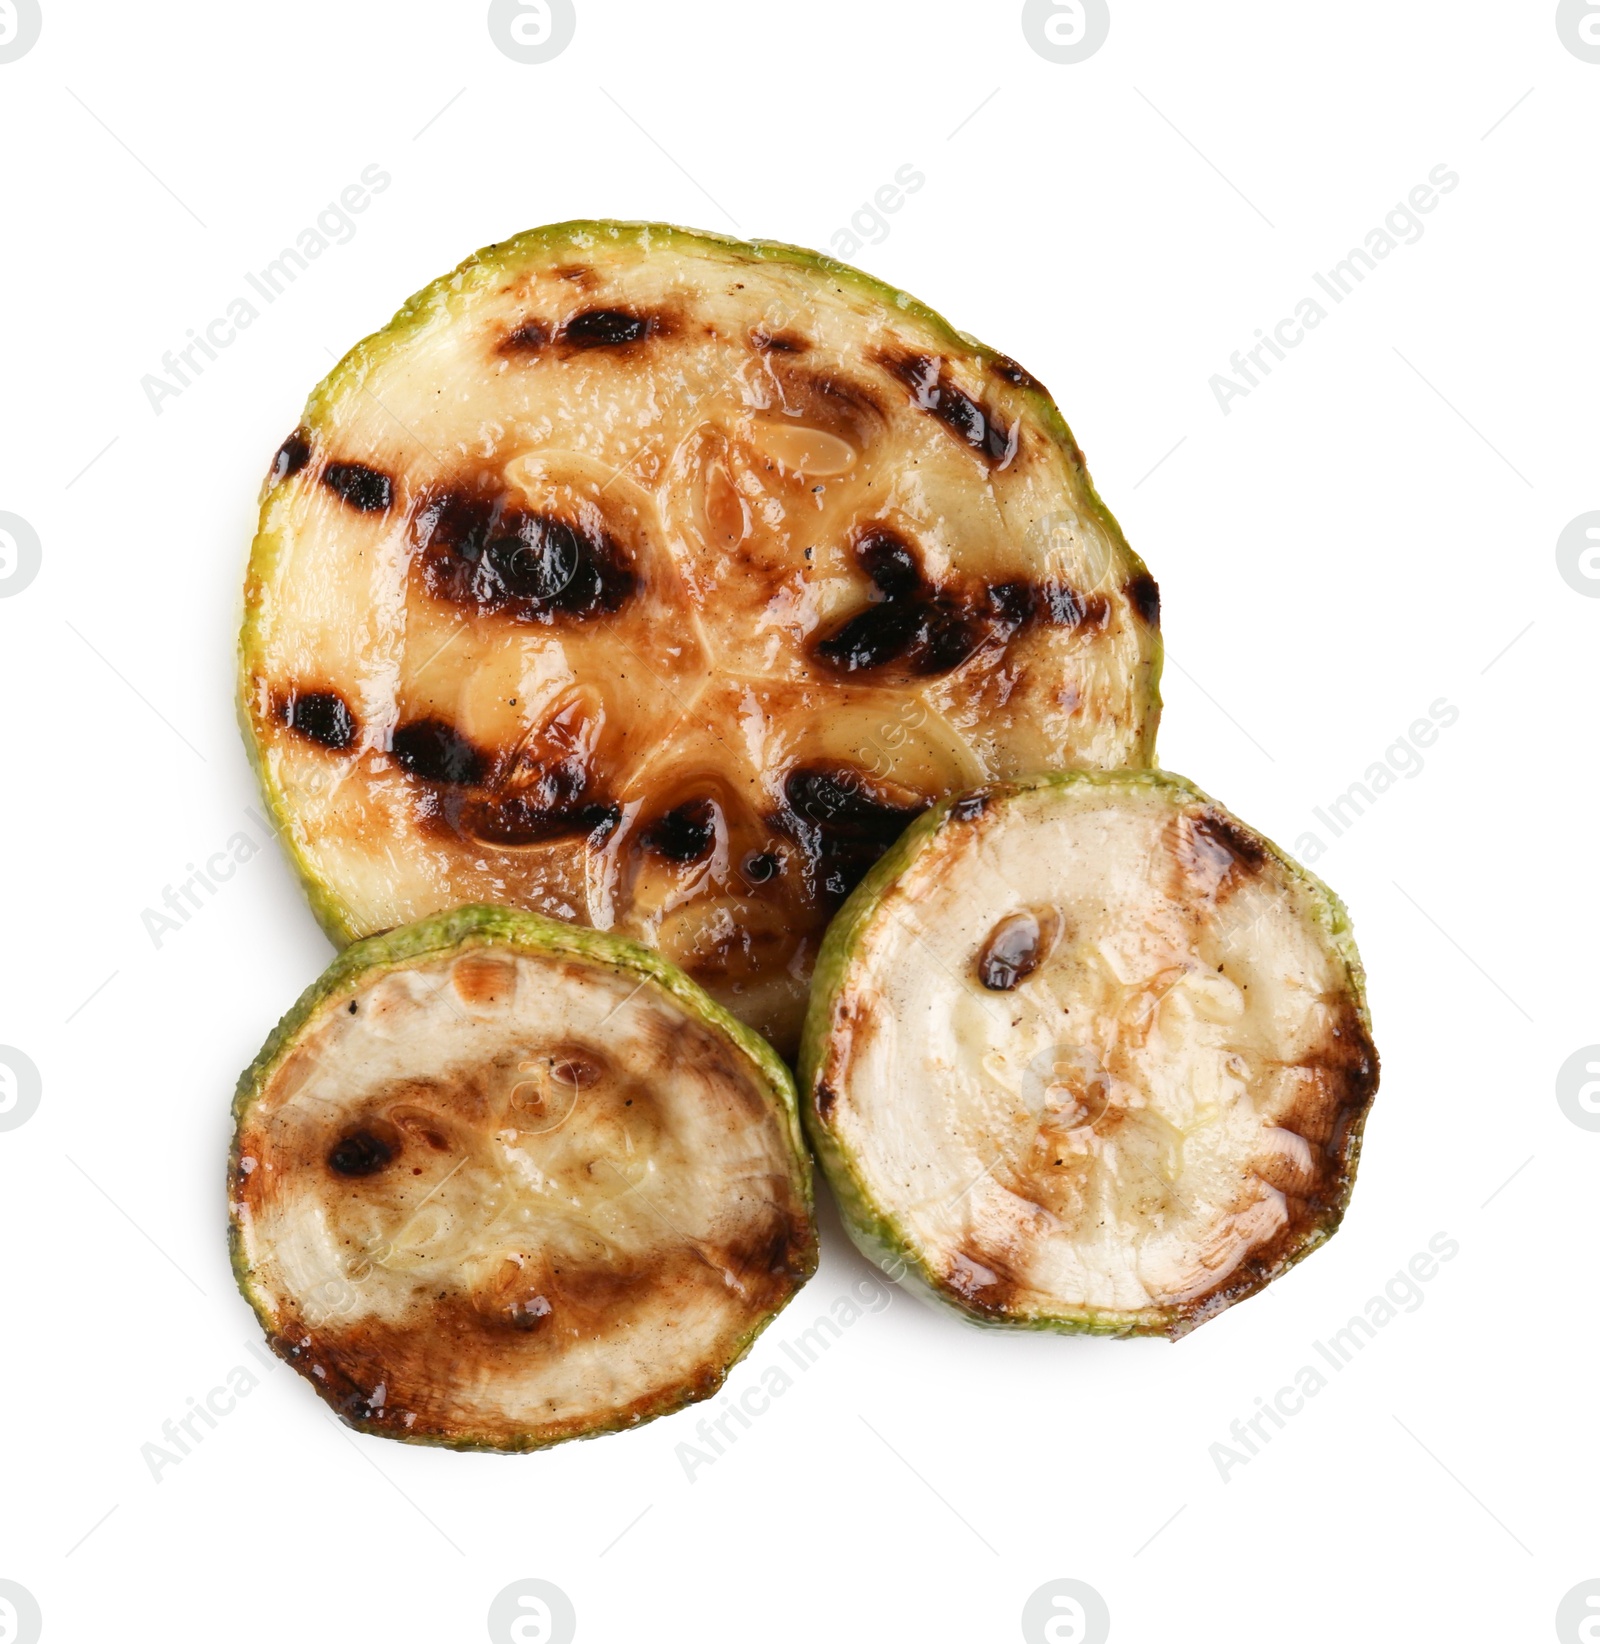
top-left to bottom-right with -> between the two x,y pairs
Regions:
232,947 -> 808,1444
243,225 -> 1160,1056
820,782 -> 1371,1326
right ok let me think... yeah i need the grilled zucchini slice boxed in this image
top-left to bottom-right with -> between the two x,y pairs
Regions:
228,905 -> 815,1451
240,220 -> 1161,1057
799,771 -> 1377,1338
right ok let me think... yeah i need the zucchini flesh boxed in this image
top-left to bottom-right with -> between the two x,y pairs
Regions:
240,221 -> 1162,1057
800,771 -> 1377,1338
229,906 -> 816,1450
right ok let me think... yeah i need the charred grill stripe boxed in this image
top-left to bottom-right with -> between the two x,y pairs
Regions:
1042,584 -> 1085,626
1126,573 -> 1161,628
322,461 -> 393,514
991,353 -> 1044,393
464,795 -> 621,847
815,600 -> 923,671
280,689 -> 356,751
501,320 -> 551,352
327,1128 -> 394,1177
877,350 -> 1017,465
751,329 -> 809,353
856,529 -> 923,599
417,486 -> 635,622
273,430 -> 311,481
641,800 -> 718,863
775,767 -> 930,903
741,850 -> 780,883
560,308 -> 656,348
391,718 -> 488,786
1190,809 -> 1269,872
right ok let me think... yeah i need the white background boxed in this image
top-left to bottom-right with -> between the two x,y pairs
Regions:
1,2 -> 1596,1639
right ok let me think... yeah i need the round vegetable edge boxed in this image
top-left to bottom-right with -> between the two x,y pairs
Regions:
227,901 -> 818,1450
236,219 -> 1164,947
797,767 -> 1378,1340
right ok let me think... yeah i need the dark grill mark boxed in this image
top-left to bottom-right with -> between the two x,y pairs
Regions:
642,800 -> 718,863
500,320 -> 550,353
279,689 -> 356,751
816,600 -> 926,672
461,777 -> 620,848
416,485 -> 634,623
814,529 -> 1052,677
560,307 -> 655,348
327,1128 -> 394,1178
774,767 -> 929,903
322,460 -> 393,514
877,351 -> 1018,465
273,430 -> 311,481
814,1081 -> 839,1121
978,911 -> 1044,991
814,521 -> 1106,678
391,719 -> 487,786
752,329 -> 809,354
741,850 -> 780,884
1191,810 -> 1269,873
857,529 -> 922,599
1042,584 -> 1085,626
1126,573 -> 1161,628
991,353 -> 1044,393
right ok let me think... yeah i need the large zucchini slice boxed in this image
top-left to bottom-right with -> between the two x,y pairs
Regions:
228,905 -> 815,1451
240,221 -> 1162,1057
799,771 -> 1377,1338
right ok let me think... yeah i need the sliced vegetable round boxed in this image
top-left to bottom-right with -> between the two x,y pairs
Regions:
229,905 -> 815,1451
800,771 -> 1377,1338
240,220 -> 1162,1057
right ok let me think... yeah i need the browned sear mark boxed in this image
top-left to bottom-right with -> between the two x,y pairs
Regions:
1190,809 -> 1269,874
814,526 -> 1104,677
991,353 -> 1045,393
327,1126 -> 397,1178
272,429 -> 310,481
772,765 -> 930,904
559,307 -> 659,348
321,460 -> 393,514
415,481 -> 635,624
876,349 -> 1018,465
276,687 -> 356,751
499,320 -> 550,353
1125,573 -> 1160,628
751,328 -> 809,354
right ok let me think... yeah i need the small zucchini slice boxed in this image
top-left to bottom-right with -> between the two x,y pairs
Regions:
229,905 -> 816,1450
240,219 -> 1162,1058
799,771 -> 1377,1338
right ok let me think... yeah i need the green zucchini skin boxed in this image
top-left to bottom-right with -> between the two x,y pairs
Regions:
239,220 -> 1163,1060
799,770 -> 1378,1340
230,904 -> 816,1452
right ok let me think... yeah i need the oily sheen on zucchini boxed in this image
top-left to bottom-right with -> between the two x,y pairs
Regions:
240,221 -> 1162,1057
799,771 -> 1378,1338
228,906 -> 815,1451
